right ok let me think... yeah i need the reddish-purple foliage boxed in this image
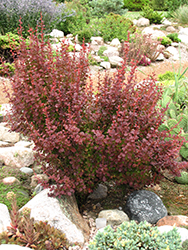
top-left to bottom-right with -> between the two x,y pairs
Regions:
3,20 -> 187,197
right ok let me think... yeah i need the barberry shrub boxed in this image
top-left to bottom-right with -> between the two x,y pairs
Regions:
3,20 -> 187,197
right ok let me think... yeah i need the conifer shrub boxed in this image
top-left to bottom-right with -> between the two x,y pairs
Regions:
123,0 -> 149,11
99,13 -> 136,42
3,19 -> 187,197
142,5 -> 164,24
89,0 -> 126,18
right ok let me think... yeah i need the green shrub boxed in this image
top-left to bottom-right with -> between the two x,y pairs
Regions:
167,33 -> 181,43
175,171 -> 188,184
98,13 -> 136,42
0,32 -> 20,63
57,0 -> 91,35
88,220 -> 182,250
165,0 -> 188,13
123,0 -> 149,11
158,71 -> 177,81
97,46 -> 107,57
171,4 -> 188,24
142,5 -> 164,24
158,36 -> 172,46
152,0 -> 168,10
76,27 -> 92,43
0,62 -> 15,76
182,239 -> 188,249
89,0 -> 126,18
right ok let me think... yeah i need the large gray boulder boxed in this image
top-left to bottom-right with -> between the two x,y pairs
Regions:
123,190 -> 167,224
20,188 -> 90,246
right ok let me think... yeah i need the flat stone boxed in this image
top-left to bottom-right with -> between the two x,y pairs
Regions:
2,176 -> 20,185
98,209 -> 129,226
20,167 -> 33,175
156,215 -> 188,227
123,190 -> 167,224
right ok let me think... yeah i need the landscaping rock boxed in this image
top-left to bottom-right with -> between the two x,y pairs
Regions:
136,17 -> 150,27
178,28 -> 188,46
156,53 -> 165,61
0,245 -> 32,250
33,184 -> 44,195
166,46 -> 179,60
108,56 -> 123,67
2,176 -> 20,185
110,38 -> 121,48
30,174 -> 49,187
91,37 -> 104,45
156,215 -> 188,227
162,18 -> 172,26
0,146 -> 34,168
103,47 -> 119,57
123,190 -> 167,224
14,141 -> 34,148
50,29 -> 64,38
166,26 -> 176,33
88,184 -> 108,200
142,27 -> 166,40
157,225 -> 188,243
20,188 -> 89,246
0,124 -> 20,143
98,209 -> 129,226
20,167 -> 33,175
0,204 -> 11,234
100,61 -> 111,69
